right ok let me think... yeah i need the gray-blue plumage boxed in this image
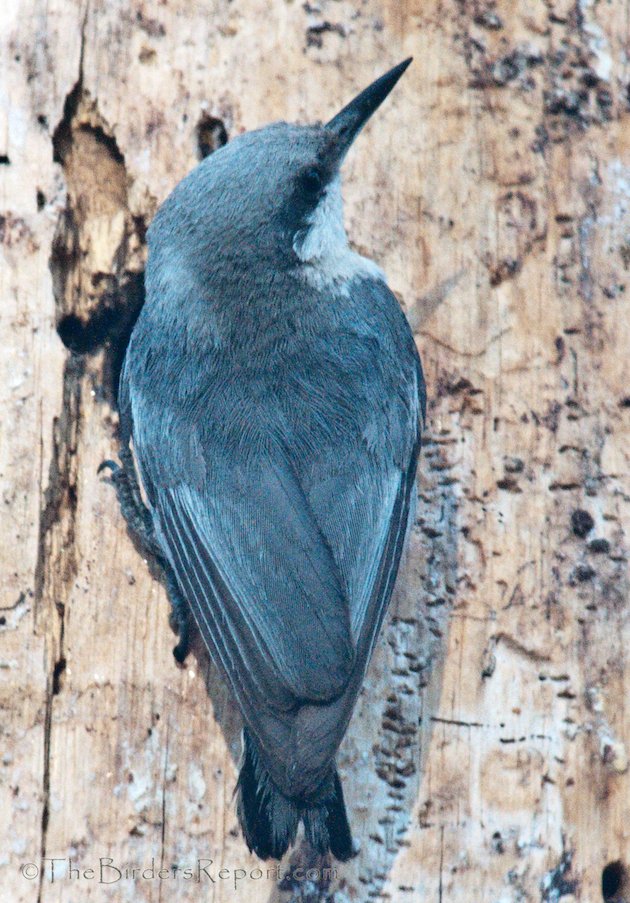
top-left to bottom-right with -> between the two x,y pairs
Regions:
116,59 -> 425,860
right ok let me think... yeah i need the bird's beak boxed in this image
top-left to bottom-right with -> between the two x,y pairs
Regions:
324,58 -> 412,167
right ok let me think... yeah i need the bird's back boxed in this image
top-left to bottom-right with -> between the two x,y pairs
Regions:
121,272 -> 423,795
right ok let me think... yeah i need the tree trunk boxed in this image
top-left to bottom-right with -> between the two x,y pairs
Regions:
2,1 -> 629,900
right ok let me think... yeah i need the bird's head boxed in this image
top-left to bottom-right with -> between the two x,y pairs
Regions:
148,59 -> 412,290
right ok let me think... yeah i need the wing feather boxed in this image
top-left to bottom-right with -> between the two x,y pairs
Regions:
146,448 -> 355,709
124,274 -> 425,794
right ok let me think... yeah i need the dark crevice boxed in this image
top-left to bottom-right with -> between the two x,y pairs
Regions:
36,16 -> 88,899
81,121 -> 124,164
38,695 -> 51,901
542,847 -> 578,902
35,289 -> 83,903
54,271 -> 145,403
102,272 -> 145,402
56,271 -> 143,355
33,358 -> 79,897
571,508 -> 594,537
49,206 -> 80,313
33,354 -> 83,613
48,53 -> 147,405
36,35 -> 143,895
0,154 -> 10,165
52,654 -> 67,696
196,112 -> 228,159
52,77 -> 83,165
602,860 -> 628,901
455,0 -> 621,147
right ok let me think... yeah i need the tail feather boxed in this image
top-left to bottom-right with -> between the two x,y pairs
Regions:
237,730 -> 300,859
302,803 -> 329,855
325,770 -> 354,861
237,729 -> 355,861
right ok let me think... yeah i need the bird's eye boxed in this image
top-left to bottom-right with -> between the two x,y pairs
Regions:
299,167 -> 323,195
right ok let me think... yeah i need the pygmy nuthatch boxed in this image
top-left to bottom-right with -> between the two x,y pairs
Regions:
110,58 -> 426,861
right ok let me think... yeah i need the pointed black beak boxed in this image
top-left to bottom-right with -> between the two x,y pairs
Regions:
324,58 -> 412,166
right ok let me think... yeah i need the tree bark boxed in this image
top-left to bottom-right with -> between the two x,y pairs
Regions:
2,1 -> 629,901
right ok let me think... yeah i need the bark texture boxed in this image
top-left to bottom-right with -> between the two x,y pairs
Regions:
1,1 -> 629,901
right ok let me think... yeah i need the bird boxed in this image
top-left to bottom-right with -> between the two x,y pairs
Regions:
106,58 -> 426,862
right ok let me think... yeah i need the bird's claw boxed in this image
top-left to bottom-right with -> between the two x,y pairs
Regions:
97,459 -> 121,476
169,608 -> 191,664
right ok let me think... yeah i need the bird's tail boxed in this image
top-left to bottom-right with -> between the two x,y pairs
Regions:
236,728 -> 354,861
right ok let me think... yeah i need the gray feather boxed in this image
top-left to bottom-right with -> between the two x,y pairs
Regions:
119,108 -> 425,808
122,268 -> 423,796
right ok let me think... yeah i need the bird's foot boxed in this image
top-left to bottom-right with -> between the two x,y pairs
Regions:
99,450 -> 192,664
165,568 -> 192,664
98,455 -> 158,557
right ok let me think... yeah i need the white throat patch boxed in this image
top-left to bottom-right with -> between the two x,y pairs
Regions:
292,176 -> 385,293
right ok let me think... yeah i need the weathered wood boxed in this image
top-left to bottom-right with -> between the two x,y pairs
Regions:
1,1 -> 629,901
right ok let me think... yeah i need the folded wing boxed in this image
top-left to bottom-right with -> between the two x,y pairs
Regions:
124,276 -> 425,793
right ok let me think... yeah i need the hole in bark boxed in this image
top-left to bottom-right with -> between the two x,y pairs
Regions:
602,861 -> 628,901
0,154 -> 10,165
50,78 -> 147,404
52,78 -> 82,164
196,113 -> 228,159
588,538 -> 610,554
57,309 -> 122,354
52,657 -> 67,695
104,271 -> 146,401
571,509 -> 594,538
80,122 -> 125,164
55,270 -> 145,401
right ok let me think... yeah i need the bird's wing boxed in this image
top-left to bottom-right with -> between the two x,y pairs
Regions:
259,277 -> 425,790
128,370 -> 355,721
306,418 -> 420,661
159,452 -> 354,702
124,276 -> 423,784
287,277 -> 425,664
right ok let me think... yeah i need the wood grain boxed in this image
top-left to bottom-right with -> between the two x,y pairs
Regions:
1,1 -> 629,900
